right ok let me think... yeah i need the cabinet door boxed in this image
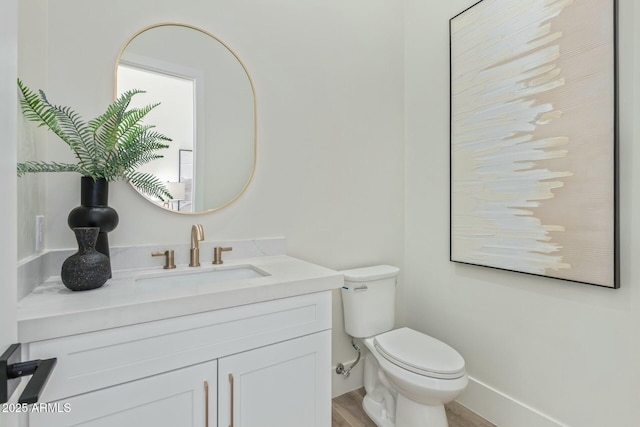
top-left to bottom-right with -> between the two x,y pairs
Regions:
218,330 -> 331,427
29,360 -> 217,427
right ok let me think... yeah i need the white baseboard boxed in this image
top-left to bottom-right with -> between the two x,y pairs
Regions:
457,376 -> 568,427
331,358 -> 364,398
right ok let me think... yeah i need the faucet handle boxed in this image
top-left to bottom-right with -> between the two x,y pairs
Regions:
152,250 -> 176,269
212,247 -> 233,265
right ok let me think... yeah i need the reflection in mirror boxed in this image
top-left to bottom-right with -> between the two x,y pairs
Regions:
115,23 -> 256,214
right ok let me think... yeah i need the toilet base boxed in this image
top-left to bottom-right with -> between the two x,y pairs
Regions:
363,394 -> 394,427
396,394 -> 448,427
363,392 -> 449,427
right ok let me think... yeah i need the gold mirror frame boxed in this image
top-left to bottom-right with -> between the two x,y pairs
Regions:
114,22 -> 257,215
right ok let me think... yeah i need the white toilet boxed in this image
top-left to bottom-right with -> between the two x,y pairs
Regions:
341,265 -> 468,427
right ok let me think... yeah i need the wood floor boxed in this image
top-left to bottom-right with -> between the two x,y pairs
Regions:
332,388 -> 496,427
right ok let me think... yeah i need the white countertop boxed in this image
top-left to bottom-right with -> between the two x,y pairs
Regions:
17,255 -> 343,343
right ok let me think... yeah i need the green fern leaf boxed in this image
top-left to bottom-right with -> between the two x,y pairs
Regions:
124,170 -> 172,201
17,161 -> 89,177
17,80 -> 171,192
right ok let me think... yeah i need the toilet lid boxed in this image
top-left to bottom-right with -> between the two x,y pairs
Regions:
374,327 -> 466,379
341,265 -> 400,282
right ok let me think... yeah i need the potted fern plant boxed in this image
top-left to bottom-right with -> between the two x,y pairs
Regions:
17,79 -> 173,272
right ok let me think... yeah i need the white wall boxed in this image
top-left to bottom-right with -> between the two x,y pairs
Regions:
404,0 -> 640,426
0,0 -> 18,363
17,0 -> 404,391
0,0 -> 19,422
16,0 -> 47,259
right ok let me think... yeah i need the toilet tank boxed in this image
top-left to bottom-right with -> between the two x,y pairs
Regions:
340,265 -> 399,338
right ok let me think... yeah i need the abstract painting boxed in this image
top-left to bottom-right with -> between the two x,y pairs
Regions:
450,0 -> 618,288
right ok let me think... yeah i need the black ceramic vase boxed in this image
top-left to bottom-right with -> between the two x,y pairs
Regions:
68,177 -> 119,275
61,227 -> 111,291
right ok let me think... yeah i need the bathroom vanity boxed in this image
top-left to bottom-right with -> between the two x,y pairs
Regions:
16,253 -> 342,427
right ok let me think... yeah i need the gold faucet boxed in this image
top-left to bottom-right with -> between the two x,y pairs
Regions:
189,224 -> 204,267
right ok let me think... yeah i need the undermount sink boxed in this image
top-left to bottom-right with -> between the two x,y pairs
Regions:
135,265 -> 268,290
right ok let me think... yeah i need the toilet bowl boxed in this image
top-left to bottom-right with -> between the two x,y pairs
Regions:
341,266 -> 468,427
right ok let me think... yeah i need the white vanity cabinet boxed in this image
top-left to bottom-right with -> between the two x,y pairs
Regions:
218,331 -> 331,427
30,360 -> 217,427
23,291 -> 332,427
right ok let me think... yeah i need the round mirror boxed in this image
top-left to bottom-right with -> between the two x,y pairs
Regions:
115,23 -> 256,214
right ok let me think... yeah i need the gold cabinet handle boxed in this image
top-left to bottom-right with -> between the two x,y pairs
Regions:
229,373 -> 235,427
204,380 -> 209,427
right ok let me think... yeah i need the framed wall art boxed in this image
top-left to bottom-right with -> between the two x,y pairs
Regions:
449,0 -> 618,288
